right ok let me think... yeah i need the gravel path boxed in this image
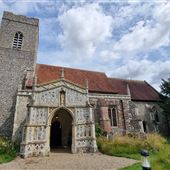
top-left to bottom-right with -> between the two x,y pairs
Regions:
0,152 -> 138,170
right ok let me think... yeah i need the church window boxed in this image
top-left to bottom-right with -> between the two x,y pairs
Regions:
108,107 -> 117,127
12,32 -> 23,49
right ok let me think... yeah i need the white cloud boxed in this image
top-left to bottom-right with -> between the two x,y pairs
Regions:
153,2 -> 170,24
112,2 -> 170,58
111,3 -> 153,28
111,59 -> 170,90
58,3 -> 113,59
105,2 -> 170,91
99,50 -> 118,61
37,51 -> 71,67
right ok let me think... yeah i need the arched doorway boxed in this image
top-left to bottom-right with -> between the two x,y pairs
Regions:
50,108 -> 72,151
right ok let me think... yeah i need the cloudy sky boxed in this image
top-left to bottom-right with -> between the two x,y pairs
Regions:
0,0 -> 170,91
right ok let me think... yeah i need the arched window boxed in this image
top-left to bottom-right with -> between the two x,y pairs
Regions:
12,32 -> 23,49
108,107 -> 117,127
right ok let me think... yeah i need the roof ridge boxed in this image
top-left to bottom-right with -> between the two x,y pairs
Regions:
109,77 -> 145,82
36,63 -> 106,75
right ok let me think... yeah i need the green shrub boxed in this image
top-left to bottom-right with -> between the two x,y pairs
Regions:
0,137 -> 19,157
95,123 -> 107,137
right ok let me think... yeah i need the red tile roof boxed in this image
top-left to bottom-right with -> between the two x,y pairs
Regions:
30,64 -> 160,101
35,64 -> 115,93
108,78 -> 127,95
109,78 -> 160,101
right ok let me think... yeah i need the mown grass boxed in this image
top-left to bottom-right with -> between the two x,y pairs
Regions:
97,133 -> 170,170
0,137 -> 19,164
121,140 -> 170,170
120,163 -> 141,170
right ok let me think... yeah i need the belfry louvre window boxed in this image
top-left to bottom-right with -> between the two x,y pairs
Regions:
12,32 -> 23,49
108,107 -> 117,127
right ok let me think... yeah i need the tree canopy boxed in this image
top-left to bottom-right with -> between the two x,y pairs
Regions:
160,77 -> 170,119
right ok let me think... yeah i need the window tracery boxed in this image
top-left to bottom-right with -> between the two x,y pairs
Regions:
13,32 -> 23,49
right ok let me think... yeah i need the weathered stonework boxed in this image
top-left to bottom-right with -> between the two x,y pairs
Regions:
132,101 -> 168,135
89,93 -> 141,135
0,11 -> 39,137
12,92 -> 31,143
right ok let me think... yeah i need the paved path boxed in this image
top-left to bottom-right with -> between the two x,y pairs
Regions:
0,152 -> 138,170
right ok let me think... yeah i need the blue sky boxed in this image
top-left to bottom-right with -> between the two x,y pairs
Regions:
0,0 -> 170,91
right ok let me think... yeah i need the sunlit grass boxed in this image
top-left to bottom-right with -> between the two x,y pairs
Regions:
97,134 -> 170,170
120,142 -> 170,170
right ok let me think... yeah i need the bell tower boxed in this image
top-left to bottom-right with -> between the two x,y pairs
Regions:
0,11 -> 39,137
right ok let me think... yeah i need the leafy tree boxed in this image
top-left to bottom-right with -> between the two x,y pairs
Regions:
160,77 -> 170,132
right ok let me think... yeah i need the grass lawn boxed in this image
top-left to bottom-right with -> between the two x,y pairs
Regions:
97,134 -> 170,170
120,140 -> 170,170
0,153 -> 17,164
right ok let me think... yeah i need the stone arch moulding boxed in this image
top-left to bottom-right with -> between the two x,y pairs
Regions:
47,106 -> 75,125
46,106 -> 76,154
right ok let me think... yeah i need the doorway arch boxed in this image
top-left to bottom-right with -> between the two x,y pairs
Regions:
49,108 -> 73,151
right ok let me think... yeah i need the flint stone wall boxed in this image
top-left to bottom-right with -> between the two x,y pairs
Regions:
0,48 -> 36,137
0,11 -> 38,137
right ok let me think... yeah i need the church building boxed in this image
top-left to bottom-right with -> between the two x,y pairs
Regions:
0,11 -> 165,158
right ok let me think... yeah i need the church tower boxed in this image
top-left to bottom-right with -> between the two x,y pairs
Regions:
0,11 -> 39,137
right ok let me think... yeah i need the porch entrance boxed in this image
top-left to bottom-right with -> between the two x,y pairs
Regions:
50,108 -> 72,151
50,121 -> 62,147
